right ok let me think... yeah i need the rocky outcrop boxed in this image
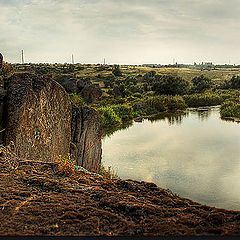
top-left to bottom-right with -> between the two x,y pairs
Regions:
56,76 -> 78,93
56,76 -> 102,103
1,72 -> 102,172
71,106 -> 102,172
0,53 -> 3,69
79,84 -> 102,103
4,73 -> 72,163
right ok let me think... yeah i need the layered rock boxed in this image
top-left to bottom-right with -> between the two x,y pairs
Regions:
2,72 -> 102,172
71,106 -> 102,172
4,73 -> 72,163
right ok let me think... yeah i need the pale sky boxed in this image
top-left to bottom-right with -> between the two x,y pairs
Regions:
1,0 -> 240,64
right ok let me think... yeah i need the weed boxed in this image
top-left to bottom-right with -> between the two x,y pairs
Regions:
55,154 -> 76,176
98,164 -> 119,180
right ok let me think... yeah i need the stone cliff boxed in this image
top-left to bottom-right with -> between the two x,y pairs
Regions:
71,106 -> 102,173
1,72 -> 102,172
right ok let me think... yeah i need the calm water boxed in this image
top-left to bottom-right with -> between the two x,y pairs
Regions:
102,107 -> 240,210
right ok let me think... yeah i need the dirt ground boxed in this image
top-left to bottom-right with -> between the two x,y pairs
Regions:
1,157 -> 240,236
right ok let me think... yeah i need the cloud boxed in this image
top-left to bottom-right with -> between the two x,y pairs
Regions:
0,0 -> 240,64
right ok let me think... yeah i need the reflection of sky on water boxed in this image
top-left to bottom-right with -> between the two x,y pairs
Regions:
102,107 -> 240,210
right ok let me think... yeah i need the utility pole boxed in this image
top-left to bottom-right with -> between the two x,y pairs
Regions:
21,50 -> 24,64
103,58 -> 106,65
71,54 -> 74,64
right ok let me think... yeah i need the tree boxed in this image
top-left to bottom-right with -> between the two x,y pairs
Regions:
191,75 -> 213,92
152,75 -> 191,95
223,75 -> 240,89
112,65 -> 122,77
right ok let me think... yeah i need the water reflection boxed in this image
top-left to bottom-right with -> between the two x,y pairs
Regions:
147,111 -> 189,125
102,107 -> 240,210
103,121 -> 133,138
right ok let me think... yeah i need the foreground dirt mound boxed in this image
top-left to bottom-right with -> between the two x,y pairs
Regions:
1,157 -> 240,236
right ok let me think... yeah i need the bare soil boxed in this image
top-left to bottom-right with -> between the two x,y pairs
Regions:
1,157 -> 240,236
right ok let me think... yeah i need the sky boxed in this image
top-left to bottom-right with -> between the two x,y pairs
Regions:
0,0 -> 240,64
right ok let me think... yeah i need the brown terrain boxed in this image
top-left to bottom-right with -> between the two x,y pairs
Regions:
1,155 -> 240,236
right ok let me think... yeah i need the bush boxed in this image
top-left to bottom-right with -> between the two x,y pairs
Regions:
184,93 -> 224,107
98,106 -> 122,127
222,75 -> 240,89
220,100 -> 240,118
112,65 -> 122,77
55,154 -> 76,176
98,164 -> 119,179
191,75 -> 213,92
153,75 -> 191,95
111,104 -> 133,120
69,93 -> 85,106
142,95 -> 186,114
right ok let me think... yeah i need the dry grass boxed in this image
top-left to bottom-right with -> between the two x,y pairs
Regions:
54,154 -> 76,176
99,164 -> 119,179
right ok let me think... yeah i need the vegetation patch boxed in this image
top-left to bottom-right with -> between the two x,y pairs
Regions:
220,100 -> 240,119
183,92 -> 224,107
139,95 -> 187,115
69,93 -> 85,106
55,154 -> 76,176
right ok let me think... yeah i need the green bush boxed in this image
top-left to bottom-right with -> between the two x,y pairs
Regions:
153,75 -> 191,96
184,93 -> 224,107
220,100 -> 240,118
191,75 -> 213,92
111,104 -> 133,120
69,93 -> 85,106
142,95 -> 186,114
222,75 -> 240,89
112,65 -> 122,77
98,106 -> 122,127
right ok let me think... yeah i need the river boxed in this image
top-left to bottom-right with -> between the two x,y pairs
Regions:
102,106 -> 240,210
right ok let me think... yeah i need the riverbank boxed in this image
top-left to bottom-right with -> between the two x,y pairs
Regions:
1,156 -> 240,236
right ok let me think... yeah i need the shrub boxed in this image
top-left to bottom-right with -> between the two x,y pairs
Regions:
111,104 -> 133,120
142,95 -> 186,114
98,106 -> 122,127
184,93 -> 224,107
220,100 -> 240,118
222,75 -> 240,89
55,154 -> 76,176
191,75 -> 213,92
69,93 -> 85,106
112,65 -> 122,77
153,75 -> 191,95
98,164 -> 119,179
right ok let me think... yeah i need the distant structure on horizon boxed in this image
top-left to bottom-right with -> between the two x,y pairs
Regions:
71,54 -> 74,64
21,50 -> 24,64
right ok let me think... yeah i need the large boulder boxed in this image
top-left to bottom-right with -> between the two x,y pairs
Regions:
71,106 -> 102,172
3,73 -> 72,163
